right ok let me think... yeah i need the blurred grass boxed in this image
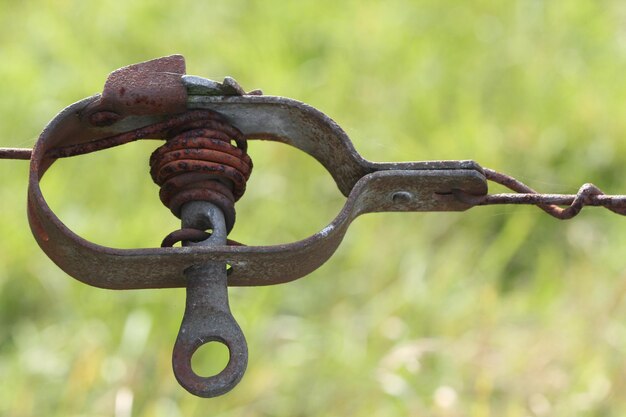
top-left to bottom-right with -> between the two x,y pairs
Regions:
2,0 -> 626,416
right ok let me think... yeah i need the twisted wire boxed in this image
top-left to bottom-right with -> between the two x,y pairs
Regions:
454,168 -> 626,219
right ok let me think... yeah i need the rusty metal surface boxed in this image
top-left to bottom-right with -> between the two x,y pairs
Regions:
92,54 -> 187,119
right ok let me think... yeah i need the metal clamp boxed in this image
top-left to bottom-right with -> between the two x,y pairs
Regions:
26,55 -> 487,291
7,55 -> 623,397
19,55 -> 486,396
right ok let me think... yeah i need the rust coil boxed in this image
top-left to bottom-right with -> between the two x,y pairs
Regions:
149,113 -> 252,232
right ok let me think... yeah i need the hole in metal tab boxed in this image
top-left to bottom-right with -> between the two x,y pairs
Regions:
191,341 -> 231,377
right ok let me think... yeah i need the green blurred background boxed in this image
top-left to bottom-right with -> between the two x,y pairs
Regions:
2,0 -> 626,416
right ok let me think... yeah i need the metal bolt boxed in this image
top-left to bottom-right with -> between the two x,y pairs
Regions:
392,191 -> 414,204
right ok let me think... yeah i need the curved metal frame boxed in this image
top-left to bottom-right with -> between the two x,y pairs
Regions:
27,56 -> 488,290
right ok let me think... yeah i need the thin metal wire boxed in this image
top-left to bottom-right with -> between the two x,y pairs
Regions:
454,168 -> 626,219
0,111 -> 234,162
0,147 -> 32,160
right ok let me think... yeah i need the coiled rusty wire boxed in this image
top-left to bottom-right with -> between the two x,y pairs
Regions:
149,111 -> 252,237
453,168 -> 626,219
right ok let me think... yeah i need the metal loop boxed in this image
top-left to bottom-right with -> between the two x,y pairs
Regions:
172,262 -> 248,397
161,228 -> 211,247
172,308 -> 248,397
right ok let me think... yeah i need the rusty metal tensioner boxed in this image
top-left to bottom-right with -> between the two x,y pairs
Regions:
3,55 -> 626,397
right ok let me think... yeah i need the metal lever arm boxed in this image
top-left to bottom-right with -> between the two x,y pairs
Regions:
173,201 -> 247,397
